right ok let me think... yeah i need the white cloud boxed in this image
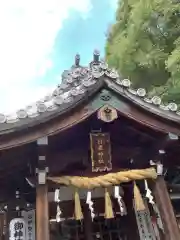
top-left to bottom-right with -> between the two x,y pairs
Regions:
0,0 -> 92,113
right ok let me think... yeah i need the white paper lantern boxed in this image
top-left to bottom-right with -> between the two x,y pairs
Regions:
9,218 -> 26,240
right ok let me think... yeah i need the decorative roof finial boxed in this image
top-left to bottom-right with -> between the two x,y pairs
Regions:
75,54 -> 80,67
93,50 -> 100,63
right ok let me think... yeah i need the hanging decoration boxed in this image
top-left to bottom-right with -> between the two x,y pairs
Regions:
9,218 -> 26,240
74,189 -> 83,221
134,199 -> 156,240
133,182 -> 145,211
152,204 -> 164,232
54,189 -> 61,222
97,105 -> 118,123
0,190 -> 35,240
90,132 -> 112,172
48,167 -> 157,188
144,180 -> 154,205
56,206 -> 61,223
22,210 -> 35,240
48,168 -> 157,221
151,216 -> 161,240
114,186 -> 127,216
86,191 -> 95,220
104,188 -> 114,219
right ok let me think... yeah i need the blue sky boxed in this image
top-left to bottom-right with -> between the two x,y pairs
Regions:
0,0 -> 117,113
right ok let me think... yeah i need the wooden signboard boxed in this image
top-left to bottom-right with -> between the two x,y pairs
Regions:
90,132 -> 112,172
22,210 -> 35,240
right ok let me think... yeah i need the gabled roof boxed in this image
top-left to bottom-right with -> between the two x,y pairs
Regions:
0,50 -> 180,135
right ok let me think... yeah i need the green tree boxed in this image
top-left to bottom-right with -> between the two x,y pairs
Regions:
105,0 -> 180,103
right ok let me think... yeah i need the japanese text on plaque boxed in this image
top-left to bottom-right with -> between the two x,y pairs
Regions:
90,133 -> 112,172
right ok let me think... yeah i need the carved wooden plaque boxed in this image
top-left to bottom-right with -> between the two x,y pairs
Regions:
90,132 -> 112,172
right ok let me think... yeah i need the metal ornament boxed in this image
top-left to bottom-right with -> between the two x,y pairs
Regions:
97,105 -> 118,123
9,218 -> 26,240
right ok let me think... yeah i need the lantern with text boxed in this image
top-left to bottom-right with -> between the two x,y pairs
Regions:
90,132 -> 112,172
9,218 -> 26,240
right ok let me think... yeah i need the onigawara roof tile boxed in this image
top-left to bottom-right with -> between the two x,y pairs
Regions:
0,50 -> 179,133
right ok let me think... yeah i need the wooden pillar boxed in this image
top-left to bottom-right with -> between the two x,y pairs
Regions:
5,212 -> 11,240
36,185 -> 49,240
0,214 -> 4,240
153,176 -> 180,240
36,137 -> 49,240
0,213 -> 6,240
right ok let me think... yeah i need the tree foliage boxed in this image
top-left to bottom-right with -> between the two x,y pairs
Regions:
105,0 -> 180,103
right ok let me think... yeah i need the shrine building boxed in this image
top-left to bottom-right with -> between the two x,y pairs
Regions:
0,51 -> 180,240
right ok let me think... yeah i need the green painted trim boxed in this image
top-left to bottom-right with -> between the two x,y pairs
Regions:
89,88 -> 129,113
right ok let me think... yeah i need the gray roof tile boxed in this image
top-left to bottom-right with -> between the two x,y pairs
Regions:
0,50 -> 180,133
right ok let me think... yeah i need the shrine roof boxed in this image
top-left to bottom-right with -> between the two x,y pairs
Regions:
0,50 -> 180,135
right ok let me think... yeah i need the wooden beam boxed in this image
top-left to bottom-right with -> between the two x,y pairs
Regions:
168,184 -> 180,191
0,213 -> 5,240
153,176 -> 180,240
0,87 -> 180,151
130,135 -> 169,167
126,125 -> 157,141
0,104 -> 95,150
145,133 -> 177,164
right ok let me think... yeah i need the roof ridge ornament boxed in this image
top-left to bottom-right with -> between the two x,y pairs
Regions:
93,49 -> 100,63
74,54 -> 80,67
89,50 -> 101,69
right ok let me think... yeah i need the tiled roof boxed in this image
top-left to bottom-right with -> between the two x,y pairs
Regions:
0,50 -> 179,133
